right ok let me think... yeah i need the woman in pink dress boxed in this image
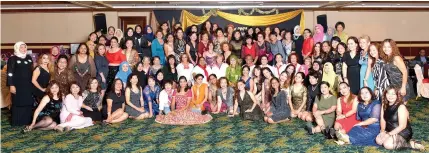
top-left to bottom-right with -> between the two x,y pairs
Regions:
334,82 -> 359,134
155,76 -> 212,125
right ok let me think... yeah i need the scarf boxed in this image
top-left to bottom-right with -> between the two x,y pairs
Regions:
115,61 -> 132,83
293,25 -> 301,40
313,24 -> 325,44
325,27 -> 334,41
134,25 -> 143,39
114,29 -> 124,42
144,26 -> 155,41
50,46 -> 60,60
322,62 -> 336,88
14,41 -> 27,58
198,64 -> 209,81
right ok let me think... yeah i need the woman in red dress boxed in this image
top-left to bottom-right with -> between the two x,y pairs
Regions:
302,29 -> 314,60
334,82 -> 359,134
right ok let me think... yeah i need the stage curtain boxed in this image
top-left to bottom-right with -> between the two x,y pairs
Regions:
181,10 -> 212,31
216,9 -> 303,26
181,9 -> 305,33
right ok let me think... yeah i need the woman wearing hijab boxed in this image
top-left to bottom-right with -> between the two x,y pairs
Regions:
293,25 -> 304,64
324,27 -> 334,42
322,62 -> 338,95
134,25 -> 144,56
7,41 -> 34,126
138,26 -> 153,58
313,24 -> 325,45
49,46 -> 61,72
115,61 -> 132,88
120,28 -> 135,49
114,29 -> 124,44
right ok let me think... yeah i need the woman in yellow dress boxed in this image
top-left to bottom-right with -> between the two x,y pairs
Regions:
191,74 -> 208,113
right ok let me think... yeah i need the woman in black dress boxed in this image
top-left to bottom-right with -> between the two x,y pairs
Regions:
234,80 -> 263,121
186,32 -> 198,65
293,25 -> 304,64
229,30 -> 243,58
376,87 -> 424,150
24,81 -> 63,132
161,55 -> 178,82
342,37 -> 361,95
82,78 -> 103,122
32,53 -> 51,103
103,79 -> 129,124
7,41 -> 34,126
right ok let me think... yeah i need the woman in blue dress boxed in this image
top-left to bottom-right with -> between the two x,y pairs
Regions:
336,87 -> 381,146
359,35 -> 374,90
143,76 -> 161,117
151,31 -> 166,65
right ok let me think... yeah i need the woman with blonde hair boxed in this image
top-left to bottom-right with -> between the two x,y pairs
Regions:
32,53 -> 51,102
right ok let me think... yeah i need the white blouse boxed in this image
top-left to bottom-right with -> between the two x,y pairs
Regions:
176,63 -> 194,82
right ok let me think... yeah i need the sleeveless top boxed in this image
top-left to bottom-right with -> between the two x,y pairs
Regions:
384,62 -> 405,88
241,77 -> 252,91
384,104 -> 413,141
187,42 -> 198,62
130,88 -> 142,107
39,97 -> 62,118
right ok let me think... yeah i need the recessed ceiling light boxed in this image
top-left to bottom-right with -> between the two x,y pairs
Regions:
397,4 -> 400,6
361,3 -> 365,6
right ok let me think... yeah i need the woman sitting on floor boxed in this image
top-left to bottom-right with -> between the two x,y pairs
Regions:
24,81 -> 63,132
264,78 -> 291,124
334,82 -> 359,135
57,81 -> 94,131
376,87 -> 425,150
155,76 -> 213,125
81,78 -> 103,122
234,80 -> 263,121
305,81 -> 337,137
125,73 -> 150,120
336,87 -> 381,146
103,79 -> 129,124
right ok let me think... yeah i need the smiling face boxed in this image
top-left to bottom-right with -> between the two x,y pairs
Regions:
360,88 -> 372,102
290,55 -> 297,64
339,83 -> 350,96
130,75 -> 138,86
209,76 -> 217,85
242,67 -> 250,77
41,54 -> 50,65
271,79 -> 279,89
98,45 -> 106,56
164,83 -> 172,90
347,39 -> 357,52
167,34 -> 174,43
19,44 -> 27,55
79,45 -> 87,54
50,84 -> 60,96
156,32 -> 163,39
220,79 -> 228,88
263,69 -> 272,78
121,63 -> 129,72
90,79 -> 98,90
70,84 -> 80,95
157,72 -> 164,81
126,40 -> 133,49
148,78 -> 155,87
369,45 -> 379,58
320,84 -> 330,95
382,42 -> 393,56
294,73 -> 303,83
111,39 -> 119,48
179,78 -> 187,90
51,47 -> 59,56
385,89 -> 397,104
195,76 -> 203,84
177,30 -> 183,39
338,44 -> 346,55
322,42 -> 331,53
359,38 -> 369,51
280,72 -> 288,82
153,58 -> 160,65
57,58 -> 67,71
312,63 -> 320,71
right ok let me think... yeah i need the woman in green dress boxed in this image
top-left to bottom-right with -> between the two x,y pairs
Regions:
225,55 -> 242,87
305,81 -> 337,135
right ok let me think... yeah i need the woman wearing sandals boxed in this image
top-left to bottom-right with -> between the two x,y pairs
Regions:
24,81 -> 63,132
375,87 -> 425,151
125,73 -> 150,120
57,81 -> 94,131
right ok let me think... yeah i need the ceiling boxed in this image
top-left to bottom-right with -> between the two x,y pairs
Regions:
1,1 -> 429,10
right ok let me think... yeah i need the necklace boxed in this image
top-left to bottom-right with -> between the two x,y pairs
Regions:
115,91 -> 121,97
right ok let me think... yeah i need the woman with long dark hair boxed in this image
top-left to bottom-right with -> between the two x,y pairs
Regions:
264,78 -> 290,124
69,43 -> 96,90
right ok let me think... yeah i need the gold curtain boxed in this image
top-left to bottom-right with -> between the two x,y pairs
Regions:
181,9 -> 305,33
181,10 -> 212,31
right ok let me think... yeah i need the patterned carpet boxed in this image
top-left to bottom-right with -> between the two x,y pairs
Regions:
1,99 -> 429,153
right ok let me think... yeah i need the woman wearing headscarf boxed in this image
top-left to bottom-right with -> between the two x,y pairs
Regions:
322,62 -> 338,95
313,24 -> 325,45
49,46 -> 61,72
114,29 -> 124,44
293,25 -> 304,64
7,41 -> 34,126
134,25 -> 144,57
120,28 -> 135,49
138,26 -> 153,58
115,61 -> 132,88
324,27 -> 335,42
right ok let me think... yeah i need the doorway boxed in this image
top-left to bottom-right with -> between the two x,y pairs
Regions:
119,16 -> 147,32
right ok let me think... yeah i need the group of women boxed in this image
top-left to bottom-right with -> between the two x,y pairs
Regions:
5,20 -> 424,150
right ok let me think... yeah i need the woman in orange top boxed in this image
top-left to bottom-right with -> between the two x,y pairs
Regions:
191,74 -> 208,113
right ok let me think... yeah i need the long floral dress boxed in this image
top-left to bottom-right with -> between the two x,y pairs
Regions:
155,90 -> 213,125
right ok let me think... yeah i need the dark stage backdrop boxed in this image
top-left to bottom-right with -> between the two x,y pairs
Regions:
153,9 -> 303,34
